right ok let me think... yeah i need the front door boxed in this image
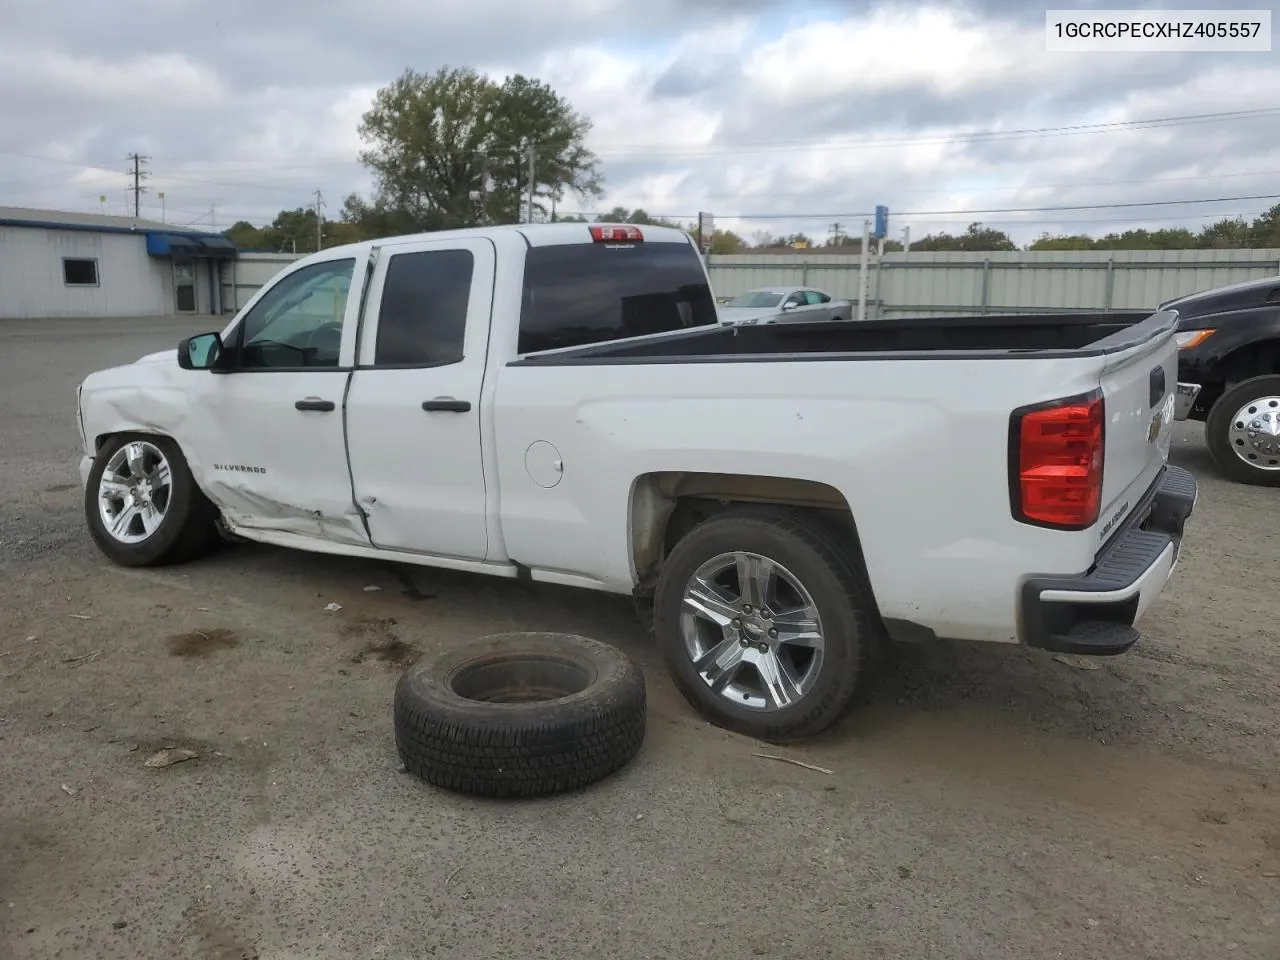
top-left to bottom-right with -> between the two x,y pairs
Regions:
344,238 -> 496,561
189,254 -> 367,544
174,261 -> 197,313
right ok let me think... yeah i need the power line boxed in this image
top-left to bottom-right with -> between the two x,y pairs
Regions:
561,192 -> 1280,223
691,166 -> 1280,202
2,105 -> 1278,178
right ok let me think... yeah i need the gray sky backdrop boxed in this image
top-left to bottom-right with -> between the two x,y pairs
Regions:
1,0 -> 1276,244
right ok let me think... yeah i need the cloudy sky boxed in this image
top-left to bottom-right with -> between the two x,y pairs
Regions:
1,0 -> 1277,245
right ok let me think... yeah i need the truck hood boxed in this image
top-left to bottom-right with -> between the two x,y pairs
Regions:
137,348 -> 179,364
1160,274 -> 1280,323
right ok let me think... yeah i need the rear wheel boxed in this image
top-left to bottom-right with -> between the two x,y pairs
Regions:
84,434 -> 219,566
653,507 -> 879,742
1205,375 -> 1280,486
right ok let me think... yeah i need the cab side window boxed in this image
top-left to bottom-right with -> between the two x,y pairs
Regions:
373,248 -> 475,367
803,290 -> 829,305
235,258 -> 356,369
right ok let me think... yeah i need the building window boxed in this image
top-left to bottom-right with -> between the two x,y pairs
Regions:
63,258 -> 99,287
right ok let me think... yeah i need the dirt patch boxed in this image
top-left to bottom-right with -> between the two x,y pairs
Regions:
166,628 -> 239,658
351,638 -> 419,668
340,616 -> 419,668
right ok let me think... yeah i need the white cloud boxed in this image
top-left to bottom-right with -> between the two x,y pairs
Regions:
0,0 -> 1278,243
743,7 -> 1026,101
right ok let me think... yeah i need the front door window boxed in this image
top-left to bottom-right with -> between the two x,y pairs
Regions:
231,258 -> 356,369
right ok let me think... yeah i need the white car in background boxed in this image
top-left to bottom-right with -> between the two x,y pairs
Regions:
717,286 -> 854,325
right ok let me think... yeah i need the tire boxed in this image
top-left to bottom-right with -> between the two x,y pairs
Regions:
1205,375 -> 1280,487
393,632 -> 647,799
84,433 -> 219,566
653,506 -> 879,743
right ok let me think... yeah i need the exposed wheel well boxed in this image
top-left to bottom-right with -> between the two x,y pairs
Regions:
629,471 -> 870,596
94,429 -> 167,453
1193,338 -> 1280,418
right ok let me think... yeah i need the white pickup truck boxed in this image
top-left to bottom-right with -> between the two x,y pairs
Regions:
75,222 -> 1197,741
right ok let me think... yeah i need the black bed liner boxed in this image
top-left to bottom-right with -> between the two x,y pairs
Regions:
509,310 -> 1170,367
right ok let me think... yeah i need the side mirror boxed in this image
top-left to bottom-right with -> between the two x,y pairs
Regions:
178,332 -> 224,370
781,301 -> 799,312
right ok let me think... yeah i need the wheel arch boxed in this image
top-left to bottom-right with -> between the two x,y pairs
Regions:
1194,338 -> 1280,417
90,429 -> 224,522
93,427 -> 175,454
627,471 -> 878,607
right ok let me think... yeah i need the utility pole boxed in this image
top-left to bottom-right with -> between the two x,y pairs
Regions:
209,203 -> 217,232
312,189 -> 325,251
857,219 -> 872,323
525,143 -> 536,224
158,190 -> 166,223
477,151 -> 488,225
126,153 -> 150,218
828,222 -> 846,246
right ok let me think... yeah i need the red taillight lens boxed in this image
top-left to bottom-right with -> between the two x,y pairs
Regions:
589,224 -> 644,242
1012,392 -> 1105,529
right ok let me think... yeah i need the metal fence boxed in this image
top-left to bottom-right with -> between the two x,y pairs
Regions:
225,247 -> 1280,319
707,248 -> 1280,318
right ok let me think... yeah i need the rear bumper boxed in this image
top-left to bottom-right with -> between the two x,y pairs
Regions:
1174,382 -> 1201,421
1021,465 -> 1197,655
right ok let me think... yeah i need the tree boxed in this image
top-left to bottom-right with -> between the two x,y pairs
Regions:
1249,203 -> 1280,247
910,222 -> 1016,252
1028,233 -> 1097,251
1200,217 -> 1253,249
707,229 -> 746,254
224,220 -> 266,249
355,66 -> 603,232
597,206 -> 685,229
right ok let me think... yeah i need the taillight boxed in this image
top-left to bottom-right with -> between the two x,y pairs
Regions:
1010,390 -> 1105,530
590,224 -> 644,243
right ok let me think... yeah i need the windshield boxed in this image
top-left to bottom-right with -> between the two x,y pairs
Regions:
726,291 -> 783,308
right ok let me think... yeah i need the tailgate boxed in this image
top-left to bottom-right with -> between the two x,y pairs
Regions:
1094,327 -> 1177,544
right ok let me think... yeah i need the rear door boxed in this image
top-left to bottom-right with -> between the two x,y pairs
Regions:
1094,330 -> 1178,545
344,237 -> 496,560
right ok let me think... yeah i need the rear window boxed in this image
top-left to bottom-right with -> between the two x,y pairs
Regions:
518,241 -> 718,354
726,291 -> 782,308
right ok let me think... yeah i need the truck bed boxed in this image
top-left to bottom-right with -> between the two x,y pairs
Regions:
513,310 -> 1166,365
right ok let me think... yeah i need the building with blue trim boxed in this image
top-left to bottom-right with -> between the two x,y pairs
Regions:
0,206 -> 239,318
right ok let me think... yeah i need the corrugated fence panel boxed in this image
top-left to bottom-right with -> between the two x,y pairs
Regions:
223,248 -> 1280,320
708,249 -> 1280,317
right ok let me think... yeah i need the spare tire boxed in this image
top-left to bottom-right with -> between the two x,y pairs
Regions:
393,632 -> 647,798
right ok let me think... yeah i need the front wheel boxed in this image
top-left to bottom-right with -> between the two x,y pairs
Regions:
85,434 -> 219,566
653,507 -> 880,742
1205,375 -> 1280,486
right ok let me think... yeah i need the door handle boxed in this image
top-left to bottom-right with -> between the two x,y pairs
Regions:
295,398 -> 336,412
422,398 -> 471,413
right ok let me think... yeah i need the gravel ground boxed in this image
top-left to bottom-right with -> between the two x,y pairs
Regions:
2,317 -> 1279,960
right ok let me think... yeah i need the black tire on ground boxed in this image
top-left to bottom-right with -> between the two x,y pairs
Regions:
1205,374 -> 1280,487
84,433 -> 219,567
394,632 -> 647,799
653,506 -> 880,743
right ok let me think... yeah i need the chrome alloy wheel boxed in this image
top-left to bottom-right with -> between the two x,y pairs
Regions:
97,440 -> 174,544
1228,395 -> 1280,471
679,551 -> 825,711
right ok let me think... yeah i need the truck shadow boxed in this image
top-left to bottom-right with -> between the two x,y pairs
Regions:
188,535 -> 1258,773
